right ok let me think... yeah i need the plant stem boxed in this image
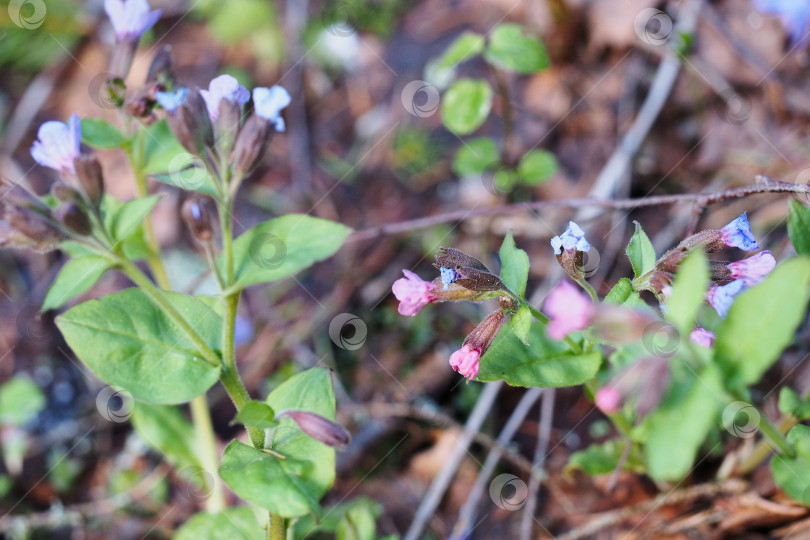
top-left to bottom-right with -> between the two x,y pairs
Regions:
756,414 -> 796,458
733,414 -> 798,477
268,514 -> 285,540
189,395 -> 225,512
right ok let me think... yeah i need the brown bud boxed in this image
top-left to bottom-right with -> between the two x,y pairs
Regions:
463,310 -> 506,356
709,260 -> 732,285
5,205 -> 64,248
51,182 -> 81,203
230,114 -> 272,176
54,203 -> 91,236
498,295 -> 519,313
215,98 -> 242,160
181,197 -> 213,243
167,88 -> 215,157
109,41 -> 137,79
435,247 -> 492,273
146,45 -> 173,85
73,154 -> 104,205
276,410 -> 351,450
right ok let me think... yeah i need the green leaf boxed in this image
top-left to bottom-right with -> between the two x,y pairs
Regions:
452,137 -> 499,178
141,120 -> 186,174
219,440 -> 321,517
564,440 -> 644,478
510,304 -> 531,346
440,78 -> 493,136
81,118 -> 126,149
56,289 -> 222,404
604,278 -> 644,307
131,403 -> 202,473
110,195 -> 162,242
483,23 -> 549,74
174,507 -> 264,540
664,250 -> 708,335
637,363 -> 722,481
499,230 -> 529,297
265,368 -> 336,511
223,214 -> 352,292
477,321 -> 601,387
625,222 -> 656,281
233,401 -> 277,429
337,504 -> 377,540
517,150 -> 557,185
292,498 -> 382,538
714,258 -> 810,388
436,31 -> 485,70
0,377 -> 45,426
43,255 -> 115,311
771,425 -> 810,506
778,387 -> 810,420
788,200 -> 810,256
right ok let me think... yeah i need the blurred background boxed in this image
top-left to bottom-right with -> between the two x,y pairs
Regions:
1,0 -> 810,538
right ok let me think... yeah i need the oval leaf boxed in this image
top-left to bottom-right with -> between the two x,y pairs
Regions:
626,221 -> 656,281
174,507 -> 264,540
131,402 -> 202,473
499,230 -> 529,297
517,149 -> 557,185
55,289 -> 221,404
81,118 -> 126,149
43,255 -> 115,311
483,24 -> 549,74
664,250 -> 708,335
788,199 -> 810,256
440,78 -> 493,135
452,137 -> 499,178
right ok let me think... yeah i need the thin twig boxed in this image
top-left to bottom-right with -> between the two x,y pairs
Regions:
403,381 -> 504,540
450,388 -> 545,540
349,179 -> 809,242
520,388 -> 555,540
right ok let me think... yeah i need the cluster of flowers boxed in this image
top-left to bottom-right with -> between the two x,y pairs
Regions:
392,213 -> 776,396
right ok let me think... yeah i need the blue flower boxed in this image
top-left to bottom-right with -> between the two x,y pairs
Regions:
30,114 -> 82,175
104,0 -> 161,43
720,212 -> 759,251
253,86 -> 291,132
155,88 -> 189,113
551,221 -> 590,255
755,0 -> 810,46
707,279 -> 746,318
440,266 -> 458,290
200,75 -> 250,121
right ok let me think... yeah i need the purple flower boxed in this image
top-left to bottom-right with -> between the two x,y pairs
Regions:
755,0 -> 810,46
104,0 -> 161,43
253,86 -> 291,132
689,327 -> 715,348
551,221 -> 590,255
449,344 -> 480,380
155,88 -> 188,113
727,250 -> 776,287
543,280 -> 595,339
392,269 -> 436,316
200,75 -> 250,121
720,212 -> 759,251
30,114 -> 82,175
707,279 -> 746,318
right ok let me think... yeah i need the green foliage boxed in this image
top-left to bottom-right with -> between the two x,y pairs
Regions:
429,31 -> 485,83
56,289 -> 222,404
223,214 -> 352,292
81,119 -> 127,149
109,195 -> 162,244
778,388 -> 810,420
714,258 -> 810,388
604,278 -> 644,307
788,199 -> 810,256
291,498 -> 383,539
478,321 -> 600,387
452,137 -> 499,178
43,255 -> 115,310
499,231 -> 529,297
440,78 -> 493,135
131,403 -> 203,474
0,377 -> 45,426
565,440 -> 644,477
510,305 -> 532,346
771,425 -> 810,506
174,507 -> 265,540
664,250 -> 708,335
233,401 -> 277,429
517,149 -> 557,185
625,222 -> 656,281
483,23 -> 549,74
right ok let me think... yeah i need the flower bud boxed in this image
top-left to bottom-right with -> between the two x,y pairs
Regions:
230,113 -> 273,176
464,310 -> 506,354
73,154 -> 105,206
5,204 -> 64,249
54,203 -> 91,236
215,98 -> 242,161
50,182 -> 81,203
157,88 -> 215,158
146,45 -> 174,86
275,410 -> 350,450
181,197 -> 214,243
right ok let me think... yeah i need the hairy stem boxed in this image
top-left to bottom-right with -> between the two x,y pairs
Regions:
268,514 -> 285,540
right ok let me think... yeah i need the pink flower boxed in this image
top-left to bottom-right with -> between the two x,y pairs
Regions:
689,327 -> 715,348
449,344 -> 480,380
726,250 -> 775,287
595,386 -> 621,414
392,269 -> 436,316
543,280 -> 595,340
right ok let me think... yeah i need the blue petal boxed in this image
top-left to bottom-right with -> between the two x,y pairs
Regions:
440,266 -> 457,290
709,280 -> 746,318
550,236 -> 563,255
155,88 -> 188,113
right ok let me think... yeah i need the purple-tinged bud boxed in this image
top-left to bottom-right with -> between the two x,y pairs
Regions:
51,182 -> 81,203
157,88 -> 215,158
706,279 -> 746,318
54,203 -> 91,236
230,114 -> 272,176
689,327 -> 715,348
463,310 -> 506,355
73,154 -> 105,206
726,250 -> 775,287
719,212 -> 759,251
30,114 -> 82,176
146,45 -> 173,85
181,197 -> 214,243
275,409 -> 350,450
